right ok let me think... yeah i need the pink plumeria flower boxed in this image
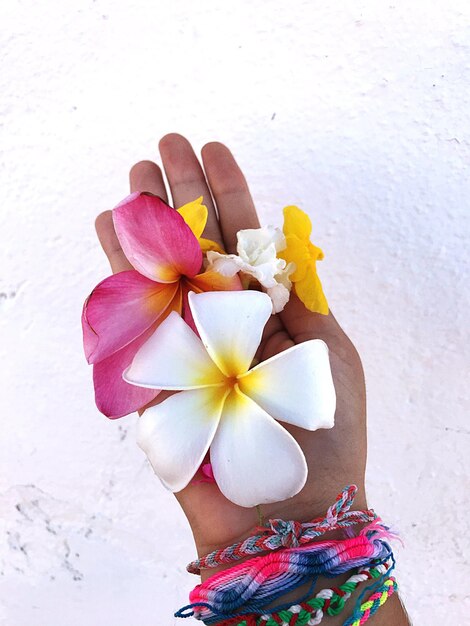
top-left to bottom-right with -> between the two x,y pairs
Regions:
82,193 -> 240,419
124,290 -> 336,507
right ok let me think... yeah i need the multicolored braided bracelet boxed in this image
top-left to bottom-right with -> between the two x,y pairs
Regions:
213,560 -> 393,626
188,485 -> 377,574
342,576 -> 398,626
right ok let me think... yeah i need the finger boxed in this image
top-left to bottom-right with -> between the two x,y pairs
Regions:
257,316 -> 293,361
159,133 -> 224,247
95,211 -> 133,274
201,142 -> 260,254
201,142 -> 289,344
280,293 -> 344,343
129,160 -> 168,201
95,161 -> 169,275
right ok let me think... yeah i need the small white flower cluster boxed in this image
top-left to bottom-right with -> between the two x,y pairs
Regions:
206,226 -> 295,313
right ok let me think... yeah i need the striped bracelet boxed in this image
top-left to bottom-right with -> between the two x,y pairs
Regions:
212,559 -> 393,626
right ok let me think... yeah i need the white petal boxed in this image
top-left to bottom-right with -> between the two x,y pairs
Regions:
210,388 -> 308,507
137,387 -> 228,491
123,311 -> 226,389
277,262 -> 295,288
207,251 -> 281,288
266,282 -> 291,313
250,261 -> 285,287
205,252 -> 244,277
208,227 -> 288,290
238,340 -> 336,430
237,228 -> 287,287
188,291 -> 272,377
237,226 -> 286,258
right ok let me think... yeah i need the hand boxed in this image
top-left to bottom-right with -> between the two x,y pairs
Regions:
95,134 -> 411,626
95,133 -> 367,566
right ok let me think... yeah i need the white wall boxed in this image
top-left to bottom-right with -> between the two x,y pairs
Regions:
1,1 -> 469,624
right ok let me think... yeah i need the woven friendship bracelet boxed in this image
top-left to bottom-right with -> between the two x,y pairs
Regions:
213,560 -> 393,626
342,576 -> 398,626
176,523 -> 393,622
188,485 -> 377,574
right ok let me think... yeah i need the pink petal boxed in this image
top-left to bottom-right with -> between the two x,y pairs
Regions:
112,193 -> 202,283
82,270 -> 177,364
92,327 -> 160,418
201,463 -> 215,480
82,299 -> 99,361
181,287 -> 198,334
191,463 -> 216,485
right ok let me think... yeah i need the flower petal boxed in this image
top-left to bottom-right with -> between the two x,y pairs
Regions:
210,388 -> 308,507
137,386 -> 228,492
238,340 -> 335,430
93,328 -> 160,418
278,234 -> 310,282
283,205 -> 312,240
237,225 -> 286,258
188,290 -> 272,377
186,269 -> 242,293
207,251 -> 282,288
207,226 -> 288,290
181,287 -> 197,333
294,263 -> 329,315
199,238 -> 225,254
177,196 -> 207,239
266,282 -> 291,313
182,268 -> 243,336
123,311 -> 226,389
308,240 -> 325,262
113,193 -> 202,283
205,252 -> 243,277
82,271 -> 178,364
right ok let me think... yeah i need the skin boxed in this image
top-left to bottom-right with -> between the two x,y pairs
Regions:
95,133 -> 410,625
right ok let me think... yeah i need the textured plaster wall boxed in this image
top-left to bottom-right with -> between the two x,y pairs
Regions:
0,1 -> 469,624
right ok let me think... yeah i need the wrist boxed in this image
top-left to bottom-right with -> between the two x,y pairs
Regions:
192,484 -> 370,581
179,487 -> 408,626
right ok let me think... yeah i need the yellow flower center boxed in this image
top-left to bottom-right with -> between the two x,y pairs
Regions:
225,375 -> 240,389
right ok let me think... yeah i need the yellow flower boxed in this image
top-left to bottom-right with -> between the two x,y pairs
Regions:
177,197 -> 225,254
278,205 -> 328,315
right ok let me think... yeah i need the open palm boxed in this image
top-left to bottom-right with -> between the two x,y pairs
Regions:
95,134 -> 367,577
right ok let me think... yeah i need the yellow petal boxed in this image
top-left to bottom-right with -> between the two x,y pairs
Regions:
199,237 -> 225,254
278,234 -> 310,282
308,240 -> 325,262
293,263 -> 329,315
177,197 -> 208,240
283,205 -> 312,241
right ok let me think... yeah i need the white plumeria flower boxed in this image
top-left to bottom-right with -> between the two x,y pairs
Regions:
123,291 -> 336,508
206,226 -> 295,313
